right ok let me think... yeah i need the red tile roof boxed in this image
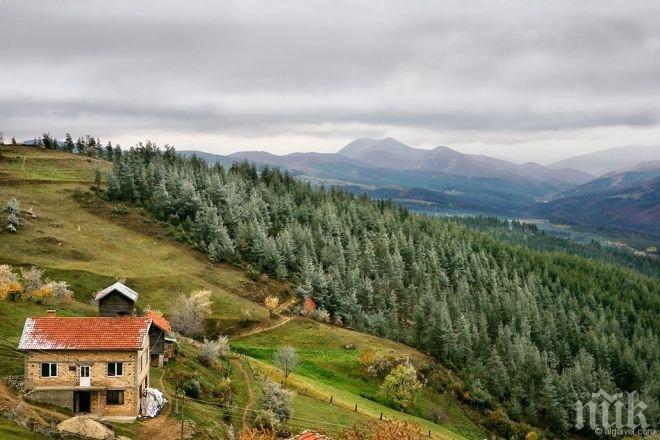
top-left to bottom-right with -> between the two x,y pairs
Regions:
18,317 -> 152,351
146,310 -> 171,333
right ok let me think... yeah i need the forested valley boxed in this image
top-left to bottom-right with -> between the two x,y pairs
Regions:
102,143 -> 659,436
450,216 -> 660,278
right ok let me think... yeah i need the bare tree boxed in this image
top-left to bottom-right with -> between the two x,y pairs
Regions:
169,290 -> 213,337
274,345 -> 298,382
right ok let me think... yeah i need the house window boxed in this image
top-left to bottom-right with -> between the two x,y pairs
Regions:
107,362 -> 123,377
40,362 -> 57,378
106,390 -> 124,405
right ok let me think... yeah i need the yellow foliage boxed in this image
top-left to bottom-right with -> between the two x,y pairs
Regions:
337,420 -> 422,440
526,431 -> 538,440
237,427 -> 276,440
264,295 -> 279,311
359,349 -> 377,368
0,281 -> 23,301
30,285 -> 54,301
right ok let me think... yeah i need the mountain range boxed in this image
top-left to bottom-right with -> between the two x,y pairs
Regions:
181,139 -> 659,240
537,165 -> 660,240
182,138 -> 593,215
550,145 -> 660,176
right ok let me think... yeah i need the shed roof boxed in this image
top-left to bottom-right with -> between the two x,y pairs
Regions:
18,316 -> 152,351
94,282 -> 139,302
146,310 -> 171,333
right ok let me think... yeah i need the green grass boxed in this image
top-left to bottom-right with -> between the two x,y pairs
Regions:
234,319 -> 486,440
290,393 -> 370,436
0,145 -> 110,183
0,418 -> 50,439
0,146 -> 278,334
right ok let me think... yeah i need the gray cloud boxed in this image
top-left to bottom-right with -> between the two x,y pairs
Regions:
1,0 -> 660,161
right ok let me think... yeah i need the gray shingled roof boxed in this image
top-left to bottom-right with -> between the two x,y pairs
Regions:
94,281 -> 139,302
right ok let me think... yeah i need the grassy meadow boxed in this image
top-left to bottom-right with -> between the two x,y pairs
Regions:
234,319 -> 486,440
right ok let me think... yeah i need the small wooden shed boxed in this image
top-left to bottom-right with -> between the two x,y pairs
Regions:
95,282 -> 138,317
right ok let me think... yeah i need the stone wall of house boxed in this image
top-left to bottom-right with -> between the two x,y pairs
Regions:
25,350 -> 137,389
24,389 -> 73,410
24,337 -> 150,416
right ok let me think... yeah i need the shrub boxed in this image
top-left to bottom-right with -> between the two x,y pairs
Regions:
238,427 -> 276,440
360,350 -> 406,378
30,285 -> 53,303
257,380 -> 293,432
182,379 -> 201,399
312,308 -> 330,323
264,295 -> 279,317
170,290 -> 213,337
337,420 -> 422,440
20,266 -> 45,293
4,198 -> 21,232
198,336 -> 230,366
47,281 -> 73,299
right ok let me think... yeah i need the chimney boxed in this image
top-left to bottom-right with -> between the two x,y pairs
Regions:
46,309 -> 56,317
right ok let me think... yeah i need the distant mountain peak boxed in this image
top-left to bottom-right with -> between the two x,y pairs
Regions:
338,137 -> 412,157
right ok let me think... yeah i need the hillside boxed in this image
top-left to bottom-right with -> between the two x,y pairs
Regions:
0,145 -> 487,439
537,166 -> 660,242
111,143 -> 658,438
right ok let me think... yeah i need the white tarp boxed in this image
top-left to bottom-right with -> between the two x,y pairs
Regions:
140,387 -> 167,417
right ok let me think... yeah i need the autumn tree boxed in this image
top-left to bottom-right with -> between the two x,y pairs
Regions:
264,295 -> 279,318
379,363 -> 422,410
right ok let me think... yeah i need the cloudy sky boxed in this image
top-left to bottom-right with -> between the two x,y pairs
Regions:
2,0 -> 660,163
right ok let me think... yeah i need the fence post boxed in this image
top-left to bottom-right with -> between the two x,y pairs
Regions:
354,404 -> 357,412
329,395 -> 333,404
380,412 -> 383,420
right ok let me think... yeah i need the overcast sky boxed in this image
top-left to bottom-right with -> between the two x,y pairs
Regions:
2,0 -> 660,164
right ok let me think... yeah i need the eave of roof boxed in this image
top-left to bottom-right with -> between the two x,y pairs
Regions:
94,281 -> 139,302
145,310 -> 171,332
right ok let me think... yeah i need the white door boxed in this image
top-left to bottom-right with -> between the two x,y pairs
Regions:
80,366 -> 90,387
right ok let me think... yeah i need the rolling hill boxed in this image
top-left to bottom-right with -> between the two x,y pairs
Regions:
0,145 -> 487,439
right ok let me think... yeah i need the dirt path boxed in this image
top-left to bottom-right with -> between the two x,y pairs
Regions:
232,316 -> 292,339
231,358 -> 256,428
138,369 -> 180,440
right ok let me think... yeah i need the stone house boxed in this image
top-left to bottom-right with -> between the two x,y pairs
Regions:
18,311 -> 152,419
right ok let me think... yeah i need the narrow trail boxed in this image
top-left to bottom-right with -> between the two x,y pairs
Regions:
232,316 -> 292,340
231,358 -> 256,428
138,369 -> 179,440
